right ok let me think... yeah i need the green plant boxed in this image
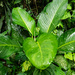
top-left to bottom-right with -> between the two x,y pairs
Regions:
0,0 -> 75,75
12,0 -> 68,69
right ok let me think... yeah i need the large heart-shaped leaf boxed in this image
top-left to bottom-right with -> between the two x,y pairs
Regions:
37,0 -> 68,33
12,7 -> 35,35
0,35 -> 21,58
23,33 -> 58,69
58,28 -> 75,52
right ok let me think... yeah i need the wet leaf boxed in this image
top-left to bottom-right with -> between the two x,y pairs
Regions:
12,7 -> 35,35
58,28 -> 75,52
54,55 -> 69,70
37,0 -> 68,33
23,33 -> 58,69
11,24 -> 24,44
33,64 -> 65,75
0,35 -> 21,58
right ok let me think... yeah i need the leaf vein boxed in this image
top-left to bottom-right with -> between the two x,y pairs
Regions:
58,40 -> 75,49
37,41 -> 43,59
17,8 -> 32,34
47,0 -> 64,32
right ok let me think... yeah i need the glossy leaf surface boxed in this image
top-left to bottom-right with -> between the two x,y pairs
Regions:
23,33 -> 58,69
54,55 -> 69,70
33,64 -> 65,75
37,0 -> 68,33
12,7 -> 35,35
58,28 -> 75,52
11,24 -> 24,44
0,36 -> 21,58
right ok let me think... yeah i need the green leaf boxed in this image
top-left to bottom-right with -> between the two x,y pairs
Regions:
0,63 -> 9,75
14,0 -> 22,4
12,7 -> 35,35
72,10 -> 75,17
33,68 -> 39,75
66,69 -> 75,75
54,55 -> 69,70
64,52 -> 73,60
47,64 -> 65,75
67,4 -> 72,10
33,68 -> 51,75
58,28 -> 75,52
0,35 -> 21,58
71,0 -> 75,2
0,31 -> 8,36
66,69 -> 72,75
17,72 -> 27,75
73,53 -> 75,61
22,61 -> 31,72
23,33 -> 58,69
11,24 -> 24,44
56,30 -> 64,39
72,71 -> 75,75
33,64 -> 65,75
34,27 -> 40,36
57,22 -> 63,28
0,1 -> 3,7
55,67 -> 65,75
5,11 -> 11,34
37,0 -> 68,33
62,11 -> 71,20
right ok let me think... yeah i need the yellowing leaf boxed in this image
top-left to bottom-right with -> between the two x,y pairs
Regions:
22,61 -> 31,72
64,53 -> 73,60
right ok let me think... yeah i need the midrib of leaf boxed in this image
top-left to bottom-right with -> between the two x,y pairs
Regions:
17,8 -> 32,34
0,44 -> 19,47
58,40 -> 75,49
37,41 -> 43,59
47,0 -> 65,32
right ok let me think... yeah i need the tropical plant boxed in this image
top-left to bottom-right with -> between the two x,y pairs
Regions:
0,0 -> 75,75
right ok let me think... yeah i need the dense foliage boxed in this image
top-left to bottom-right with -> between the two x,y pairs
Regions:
0,0 -> 75,75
